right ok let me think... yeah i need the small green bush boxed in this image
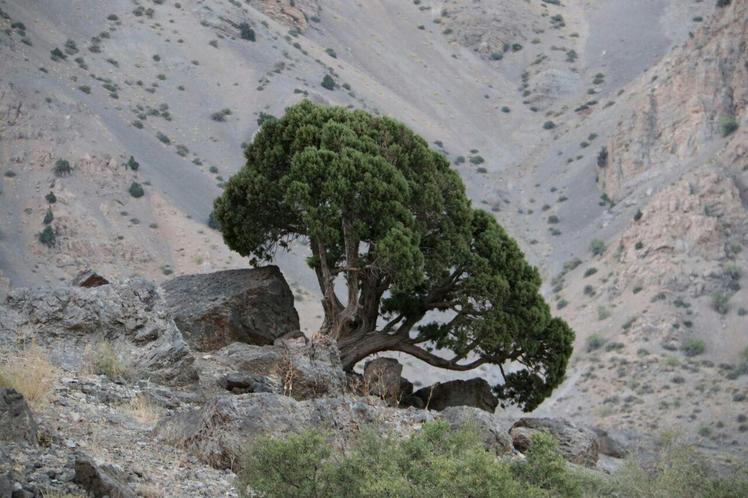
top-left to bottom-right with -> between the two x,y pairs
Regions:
211,108 -> 232,122
584,267 -> 598,278
239,22 -> 255,41
719,116 -> 738,137
325,48 -> 337,58
45,191 -> 57,204
594,433 -> 748,497
712,291 -> 730,315
321,74 -> 336,90
54,159 -> 72,177
597,146 -> 608,167
543,121 -> 556,130
43,208 -> 54,225
50,47 -> 66,61
127,156 -> 140,171
682,338 -> 706,357
38,226 -> 55,247
129,182 -> 145,198
586,334 -> 606,352
589,239 -> 605,256
156,131 -> 171,144
716,0 -> 732,8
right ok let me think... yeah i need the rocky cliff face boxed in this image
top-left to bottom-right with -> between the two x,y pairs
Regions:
598,0 -> 747,201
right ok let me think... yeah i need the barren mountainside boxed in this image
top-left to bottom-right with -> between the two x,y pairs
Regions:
0,0 -> 747,495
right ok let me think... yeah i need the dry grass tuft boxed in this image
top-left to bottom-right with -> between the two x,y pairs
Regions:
120,394 -> 163,425
84,340 -> 132,380
0,343 -> 60,410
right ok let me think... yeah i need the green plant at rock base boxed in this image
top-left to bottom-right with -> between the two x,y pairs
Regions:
238,424 -> 748,497
236,421 -> 582,498
214,100 -> 574,411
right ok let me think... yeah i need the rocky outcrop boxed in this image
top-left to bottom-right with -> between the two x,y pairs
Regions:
157,393 -> 436,469
412,378 -> 498,413
363,357 -> 403,403
0,389 -> 37,444
72,270 -> 110,288
74,456 -> 137,498
610,171 -> 746,293
254,0 -> 321,31
162,267 -> 300,351
4,278 -> 197,385
510,417 -> 599,467
210,337 -> 346,400
441,406 -> 514,455
599,0 -> 747,201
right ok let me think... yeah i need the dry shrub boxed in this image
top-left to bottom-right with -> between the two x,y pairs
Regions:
274,347 -> 297,397
0,343 -> 60,410
84,341 -> 132,380
120,394 -> 163,425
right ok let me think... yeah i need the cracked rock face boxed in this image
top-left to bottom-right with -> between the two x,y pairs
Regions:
2,278 -> 197,386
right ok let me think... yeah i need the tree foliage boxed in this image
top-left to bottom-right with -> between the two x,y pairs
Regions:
214,101 -> 574,410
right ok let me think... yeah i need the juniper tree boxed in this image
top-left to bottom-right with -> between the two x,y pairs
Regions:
214,101 -> 574,410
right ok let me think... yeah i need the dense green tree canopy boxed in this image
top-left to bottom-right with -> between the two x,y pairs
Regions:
214,100 -> 574,410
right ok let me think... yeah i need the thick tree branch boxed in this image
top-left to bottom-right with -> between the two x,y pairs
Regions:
394,343 -> 491,371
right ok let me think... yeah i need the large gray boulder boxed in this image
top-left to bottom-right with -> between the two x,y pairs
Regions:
510,417 -> 599,467
412,378 -> 498,413
156,393 -> 436,469
4,278 -> 197,386
211,338 -> 346,400
74,456 -> 137,498
162,267 -> 300,351
440,406 -> 513,455
0,388 -> 38,444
